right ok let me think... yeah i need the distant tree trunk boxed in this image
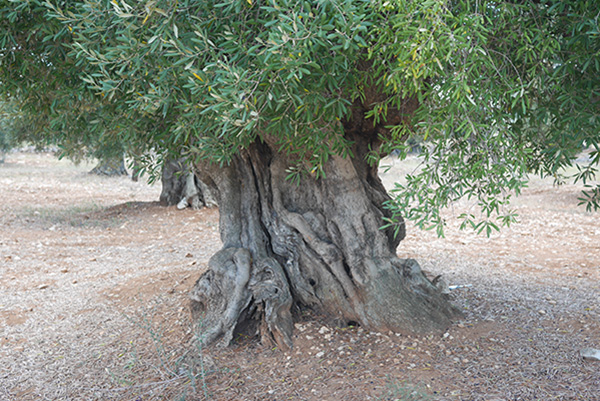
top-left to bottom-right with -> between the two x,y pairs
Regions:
89,155 -> 128,176
159,158 -> 218,209
189,132 -> 460,349
131,160 -> 142,182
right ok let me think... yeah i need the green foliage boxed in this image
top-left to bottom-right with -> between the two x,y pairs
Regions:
370,0 -> 600,235
0,0 -> 156,166
1,0 -> 598,233
44,0 -> 375,173
1,1 -> 86,154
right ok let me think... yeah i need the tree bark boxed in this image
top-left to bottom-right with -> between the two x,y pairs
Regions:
159,158 -> 218,209
189,131 -> 461,349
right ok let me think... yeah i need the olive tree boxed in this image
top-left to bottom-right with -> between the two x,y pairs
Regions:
4,0 -> 599,348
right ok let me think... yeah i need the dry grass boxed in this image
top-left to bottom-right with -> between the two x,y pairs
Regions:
0,152 -> 599,400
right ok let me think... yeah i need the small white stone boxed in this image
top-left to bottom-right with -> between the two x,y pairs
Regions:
581,348 -> 600,361
318,326 -> 329,334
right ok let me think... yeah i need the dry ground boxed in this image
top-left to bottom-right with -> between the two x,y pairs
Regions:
0,151 -> 599,401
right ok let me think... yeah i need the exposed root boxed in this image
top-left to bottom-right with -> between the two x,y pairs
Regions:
249,257 -> 294,350
190,249 -> 294,350
189,248 -> 252,347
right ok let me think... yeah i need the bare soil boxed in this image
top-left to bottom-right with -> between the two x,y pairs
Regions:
1,152 -> 599,401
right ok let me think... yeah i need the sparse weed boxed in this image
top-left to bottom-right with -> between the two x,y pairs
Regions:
105,298 -> 213,400
378,377 -> 431,401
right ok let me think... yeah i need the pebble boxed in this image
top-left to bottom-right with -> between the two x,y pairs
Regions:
581,348 -> 600,361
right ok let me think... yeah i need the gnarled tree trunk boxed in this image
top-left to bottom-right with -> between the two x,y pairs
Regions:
189,127 -> 460,349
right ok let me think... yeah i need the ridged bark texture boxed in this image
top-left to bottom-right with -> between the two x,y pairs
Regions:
189,134 -> 461,349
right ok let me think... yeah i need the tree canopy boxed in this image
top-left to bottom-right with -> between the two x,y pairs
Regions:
2,0 -> 599,230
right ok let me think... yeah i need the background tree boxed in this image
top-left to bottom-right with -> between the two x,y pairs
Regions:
3,0 -> 598,348
0,100 -> 22,162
